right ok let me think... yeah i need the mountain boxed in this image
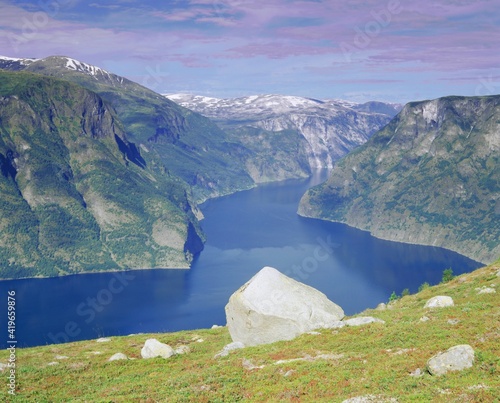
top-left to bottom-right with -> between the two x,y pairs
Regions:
299,95 -> 500,264
0,56 -> 255,202
0,70 -> 204,279
166,94 -> 400,182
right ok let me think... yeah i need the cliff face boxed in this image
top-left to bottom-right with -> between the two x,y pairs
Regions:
299,96 -> 500,264
0,71 -> 203,279
1,56 -> 255,202
166,94 -> 397,183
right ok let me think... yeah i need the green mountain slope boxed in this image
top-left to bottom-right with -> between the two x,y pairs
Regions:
0,71 -> 203,279
5,56 -> 254,202
299,95 -> 500,264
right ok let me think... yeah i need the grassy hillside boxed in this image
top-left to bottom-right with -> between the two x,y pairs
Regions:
299,95 -> 500,264
1,260 -> 498,402
0,71 -> 203,278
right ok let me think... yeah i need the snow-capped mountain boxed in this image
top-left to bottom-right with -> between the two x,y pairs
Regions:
0,55 -> 126,87
166,93 -> 401,168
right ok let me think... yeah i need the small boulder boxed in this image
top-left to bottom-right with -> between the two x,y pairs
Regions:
0,363 -> 8,371
108,353 -> 128,362
375,303 -> 387,311
225,266 -> 344,346
344,317 -> 385,327
214,341 -> 245,358
420,316 -> 430,322
478,287 -> 496,294
174,345 -> 190,355
427,344 -> 474,376
96,337 -> 111,343
424,296 -> 454,309
141,339 -> 175,359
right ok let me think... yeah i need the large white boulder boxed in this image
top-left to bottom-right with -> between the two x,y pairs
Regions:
225,266 -> 344,346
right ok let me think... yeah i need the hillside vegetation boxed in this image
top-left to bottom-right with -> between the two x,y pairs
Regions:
300,95 -> 500,264
0,71 -> 203,278
1,260 -> 498,402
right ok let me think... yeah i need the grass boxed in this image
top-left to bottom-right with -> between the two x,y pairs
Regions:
1,261 -> 499,402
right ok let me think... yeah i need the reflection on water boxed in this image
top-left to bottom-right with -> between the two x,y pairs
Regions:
0,170 -> 481,348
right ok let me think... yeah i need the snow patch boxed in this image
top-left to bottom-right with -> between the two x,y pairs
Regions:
0,56 -> 38,64
64,57 -> 111,78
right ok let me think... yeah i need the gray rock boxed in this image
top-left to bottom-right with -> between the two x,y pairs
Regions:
427,344 -> 475,376
214,341 -> 245,358
141,339 -> 175,359
376,303 -> 387,310
344,317 -> 385,327
330,321 -> 346,329
174,345 -> 190,355
409,368 -> 423,377
108,353 -> 128,362
420,316 -> 430,322
0,363 -> 8,371
478,287 -> 496,294
96,337 -> 111,343
225,266 -> 344,346
424,296 -> 454,309
55,355 -> 68,360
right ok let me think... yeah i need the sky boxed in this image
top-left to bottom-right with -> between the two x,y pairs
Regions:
0,0 -> 499,103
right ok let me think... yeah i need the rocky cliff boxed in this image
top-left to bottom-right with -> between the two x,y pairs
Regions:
0,71 -> 203,279
166,94 -> 399,182
299,95 -> 500,264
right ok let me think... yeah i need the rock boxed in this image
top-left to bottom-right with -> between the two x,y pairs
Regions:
376,303 -> 387,310
174,345 -> 190,355
211,325 -> 223,329
0,363 -> 8,371
497,270 -> 500,277
344,317 -> 385,327
420,316 -> 430,322
96,337 -> 111,343
214,341 -> 245,358
424,296 -> 454,309
409,368 -> 423,377
242,358 -> 265,370
47,362 -> 59,366
55,355 -> 68,360
342,395 -> 399,402
478,287 -> 496,294
141,339 -> 175,359
427,344 -> 475,376
330,321 -> 345,329
225,266 -> 344,346
108,353 -> 128,362
447,319 -> 460,325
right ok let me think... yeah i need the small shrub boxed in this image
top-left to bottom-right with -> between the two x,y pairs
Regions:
441,268 -> 455,283
401,288 -> 410,297
389,291 -> 399,302
418,282 -> 430,292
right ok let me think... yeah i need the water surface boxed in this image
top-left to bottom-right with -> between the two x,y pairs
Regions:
0,171 -> 481,347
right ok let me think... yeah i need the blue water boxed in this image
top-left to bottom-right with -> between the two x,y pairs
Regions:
0,170 -> 481,348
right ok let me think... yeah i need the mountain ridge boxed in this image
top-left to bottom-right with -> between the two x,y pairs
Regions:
299,95 -> 500,264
